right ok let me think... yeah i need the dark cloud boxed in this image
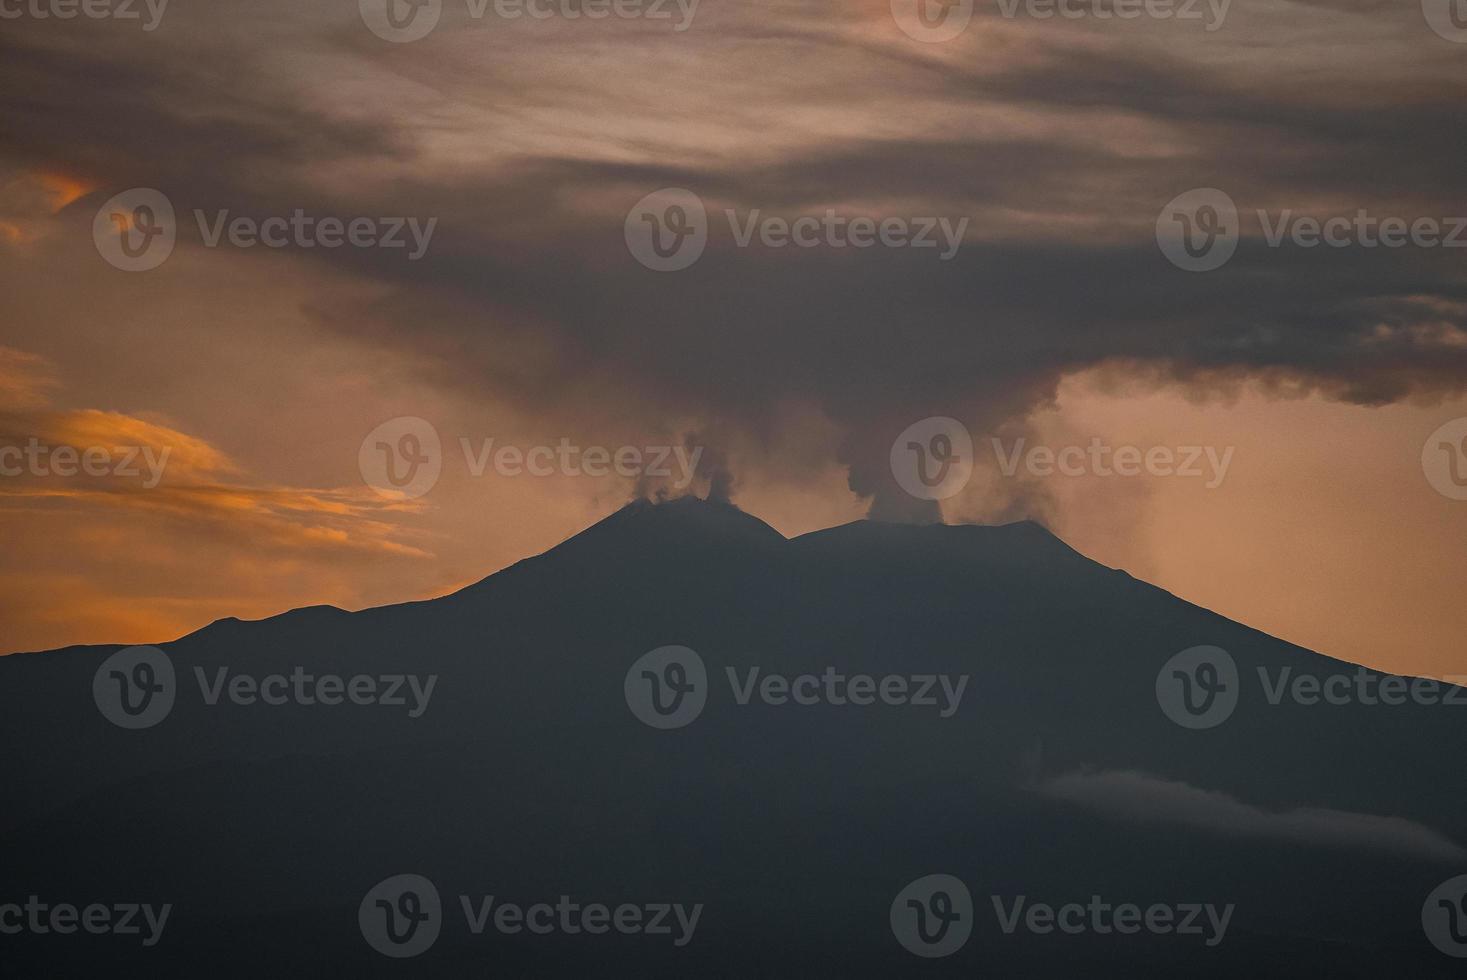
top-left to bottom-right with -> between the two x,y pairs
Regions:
0,19 -> 408,198
4,6 -> 1465,520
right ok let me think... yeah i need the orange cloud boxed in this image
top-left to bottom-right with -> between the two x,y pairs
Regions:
0,169 -> 97,247
0,346 -> 58,411
36,172 -> 95,212
0,348 -> 440,653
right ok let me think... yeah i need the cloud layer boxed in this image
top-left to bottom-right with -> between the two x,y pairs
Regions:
1036,768 -> 1467,863
4,4 -> 1464,515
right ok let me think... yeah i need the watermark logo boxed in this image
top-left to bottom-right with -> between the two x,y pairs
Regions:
92,646 -> 175,730
727,667 -> 966,714
1256,667 -> 1466,709
625,189 -> 968,270
891,417 -> 974,501
627,649 -> 969,729
625,645 -> 707,729
93,188 -> 176,272
460,895 -> 701,944
95,190 -> 436,269
1422,0 -> 1467,42
360,874 -> 442,958
0,898 -> 171,946
890,0 -> 974,42
1156,645 -> 1238,730
1256,209 -> 1466,250
361,876 -> 701,954
192,209 -> 436,258
992,438 -> 1233,487
891,874 -> 973,958
625,188 -> 708,272
460,437 -> 700,485
194,667 -> 437,716
360,417 -> 442,499
0,0 -> 168,31
1422,417 -> 1467,501
0,438 -> 171,488
360,0 -> 442,41
94,649 -> 437,729
360,423 -> 703,498
723,209 -> 966,258
892,876 -> 1233,952
361,0 -> 696,41
993,0 -> 1228,29
993,895 -> 1233,945
1156,188 -> 1239,272
1161,190 -> 1466,271
1157,648 -> 1465,729
1423,874 -> 1467,958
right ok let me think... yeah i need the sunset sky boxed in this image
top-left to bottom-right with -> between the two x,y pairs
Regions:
1,0 -> 1464,677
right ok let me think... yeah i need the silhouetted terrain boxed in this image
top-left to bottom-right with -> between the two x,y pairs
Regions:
2,497 -> 1463,976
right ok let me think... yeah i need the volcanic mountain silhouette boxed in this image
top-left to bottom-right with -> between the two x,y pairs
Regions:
2,496 -> 1464,977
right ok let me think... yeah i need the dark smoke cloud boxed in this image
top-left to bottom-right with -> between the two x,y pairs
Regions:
4,7 -> 1465,520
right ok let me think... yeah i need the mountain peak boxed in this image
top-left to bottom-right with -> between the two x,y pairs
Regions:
613,494 -> 784,536
536,494 -> 786,564
785,515 -> 1092,577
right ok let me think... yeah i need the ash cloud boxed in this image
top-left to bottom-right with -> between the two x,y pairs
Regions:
3,6 -> 1465,520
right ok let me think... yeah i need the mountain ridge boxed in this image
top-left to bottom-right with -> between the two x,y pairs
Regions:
0,496 -> 1365,683
0,497 -> 1119,658
2,494 -> 1464,976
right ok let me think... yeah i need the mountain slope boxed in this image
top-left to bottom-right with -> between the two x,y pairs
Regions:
1,498 -> 1463,977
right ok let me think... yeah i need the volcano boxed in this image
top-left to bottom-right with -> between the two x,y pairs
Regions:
2,497 -> 1464,976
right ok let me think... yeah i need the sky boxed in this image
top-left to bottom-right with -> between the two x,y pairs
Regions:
0,0 -> 1464,677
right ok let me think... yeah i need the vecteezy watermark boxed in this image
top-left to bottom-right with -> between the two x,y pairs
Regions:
1158,188 -> 1467,271
92,188 -> 176,272
0,0 -> 167,30
1422,417 -> 1467,501
622,189 -> 707,272
890,417 -> 975,501
358,416 -> 704,499
890,876 -> 1234,956
624,646 -> 708,729
992,438 -> 1235,488
1421,0 -> 1467,43
993,0 -> 1229,30
1156,646 -> 1239,729
889,421 -> 1233,498
890,0 -> 974,42
891,875 -> 973,958
92,646 -> 177,730
1255,209 -> 1467,250
359,417 -> 443,499
92,646 -> 438,730
193,210 -> 435,259
1254,668 -> 1467,709
359,875 -> 442,958
459,436 -> 699,485
990,895 -> 1234,947
623,646 -> 969,729
624,188 -> 968,272
0,898 -> 171,947
1155,188 -> 1239,272
358,0 -> 697,43
1422,874 -> 1467,958
358,874 -> 702,959
0,438 -> 171,488
1156,645 -> 1467,730
92,188 -> 436,271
